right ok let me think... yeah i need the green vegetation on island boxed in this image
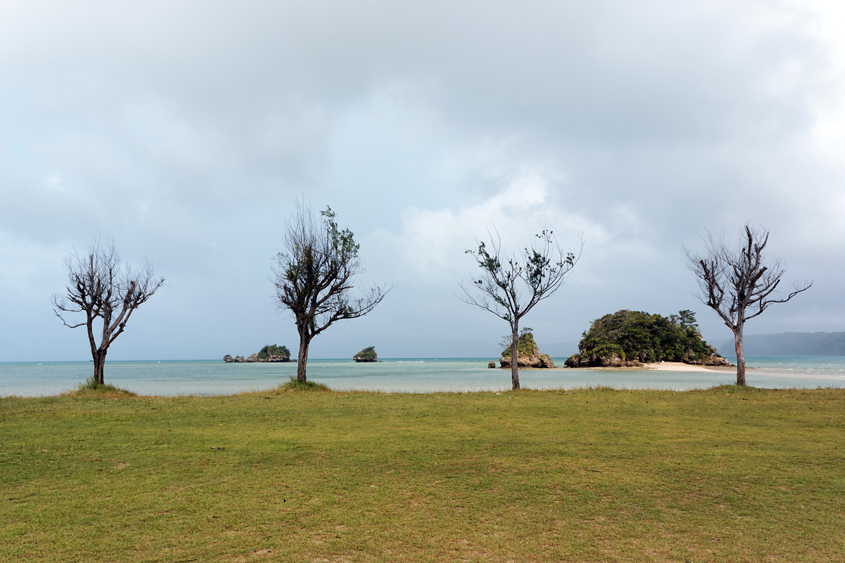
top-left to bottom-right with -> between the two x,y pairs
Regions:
353,346 -> 378,362
224,344 -> 291,363
2,388 -> 843,562
257,344 -> 290,360
565,309 -> 727,368
500,330 -> 555,368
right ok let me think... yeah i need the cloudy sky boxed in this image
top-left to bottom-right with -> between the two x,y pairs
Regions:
2,0 -> 844,362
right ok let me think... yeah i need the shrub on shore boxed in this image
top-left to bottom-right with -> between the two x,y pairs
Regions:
68,377 -> 137,397
278,376 -> 331,391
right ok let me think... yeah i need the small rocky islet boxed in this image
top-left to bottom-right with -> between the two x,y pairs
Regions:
353,346 -> 378,362
495,332 -> 555,368
490,310 -> 728,369
224,344 -> 291,363
223,344 -> 382,363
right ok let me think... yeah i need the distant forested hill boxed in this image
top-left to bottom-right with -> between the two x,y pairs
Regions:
718,332 -> 845,357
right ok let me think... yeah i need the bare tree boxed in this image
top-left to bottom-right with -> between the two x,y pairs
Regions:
460,229 -> 580,390
685,225 -> 812,386
53,238 -> 165,385
272,204 -> 387,382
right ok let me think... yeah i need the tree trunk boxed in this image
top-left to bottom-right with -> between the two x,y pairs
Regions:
93,349 -> 107,385
297,331 -> 310,382
734,326 -> 746,387
511,323 -> 520,390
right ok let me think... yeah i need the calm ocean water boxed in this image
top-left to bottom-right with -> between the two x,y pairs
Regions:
1,357 -> 844,397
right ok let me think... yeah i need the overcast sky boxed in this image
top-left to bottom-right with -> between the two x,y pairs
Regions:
2,0 -> 845,361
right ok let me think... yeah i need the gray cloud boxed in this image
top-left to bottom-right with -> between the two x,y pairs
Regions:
1,0 -> 842,361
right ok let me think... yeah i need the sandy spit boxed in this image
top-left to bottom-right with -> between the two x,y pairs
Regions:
644,362 -> 735,373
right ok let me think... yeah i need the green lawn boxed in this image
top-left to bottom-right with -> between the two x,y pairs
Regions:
1,386 -> 843,562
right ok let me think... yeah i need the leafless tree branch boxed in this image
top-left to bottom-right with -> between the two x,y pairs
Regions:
53,238 -> 165,385
684,225 -> 811,386
272,203 -> 388,382
460,227 -> 582,389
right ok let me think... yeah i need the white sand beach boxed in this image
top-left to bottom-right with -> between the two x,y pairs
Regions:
644,361 -> 735,373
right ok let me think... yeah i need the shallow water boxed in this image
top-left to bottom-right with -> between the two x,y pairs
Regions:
1,357 -> 843,397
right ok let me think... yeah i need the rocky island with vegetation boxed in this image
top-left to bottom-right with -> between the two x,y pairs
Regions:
224,344 -> 291,363
353,346 -> 378,362
564,310 -> 729,368
498,330 -> 555,368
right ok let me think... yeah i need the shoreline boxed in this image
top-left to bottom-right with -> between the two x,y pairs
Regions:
4,385 -> 843,400
496,361 -> 738,373
644,361 -> 737,373
5,358 -> 844,398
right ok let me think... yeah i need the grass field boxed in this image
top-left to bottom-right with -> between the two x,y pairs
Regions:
1,385 -> 843,562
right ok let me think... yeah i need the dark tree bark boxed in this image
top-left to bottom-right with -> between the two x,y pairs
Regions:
272,204 -> 387,383
685,225 -> 811,386
53,239 -> 165,385
460,229 -> 581,390
510,323 -> 519,389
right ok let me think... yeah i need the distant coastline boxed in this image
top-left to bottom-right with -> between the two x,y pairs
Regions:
718,332 -> 845,357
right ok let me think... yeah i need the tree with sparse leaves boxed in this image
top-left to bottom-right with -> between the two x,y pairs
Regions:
272,203 -> 387,382
685,225 -> 812,386
460,229 -> 580,390
53,238 -> 165,385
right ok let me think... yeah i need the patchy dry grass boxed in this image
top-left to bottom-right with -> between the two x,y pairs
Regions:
1,386 -> 843,562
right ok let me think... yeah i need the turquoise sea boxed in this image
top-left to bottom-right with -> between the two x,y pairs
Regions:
1,357 -> 844,397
